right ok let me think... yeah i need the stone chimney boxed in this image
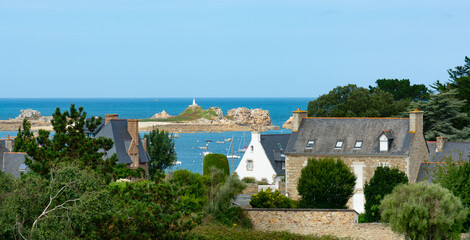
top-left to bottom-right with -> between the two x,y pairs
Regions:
292,108 -> 308,132
105,114 -> 119,124
409,109 -> 423,134
142,137 -> 148,153
436,136 -> 447,152
127,119 -> 139,146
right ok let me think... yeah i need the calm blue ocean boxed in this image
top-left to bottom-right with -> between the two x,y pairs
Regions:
0,98 -> 309,174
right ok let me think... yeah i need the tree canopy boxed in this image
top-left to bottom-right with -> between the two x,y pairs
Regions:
203,154 -> 230,177
307,84 -> 409,117
363,166 -> 408,222
144,128 -> 177,180
381,182 -> 466,240
369,79 -> 430,101
297,158 -> 356,209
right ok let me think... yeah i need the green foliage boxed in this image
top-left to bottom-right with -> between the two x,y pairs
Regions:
381,182 -> 466,240
408,89 -> 470,141
297,158 -> 356,209
12,119 -> 35,152
170,169 -> 208,213
363,166 -> 408,222
102,180 -> 202,240
203,154 -> 229,177
214,207 -> 252,229
250,188 -> 293,208
0,165 -> 110,239
145,128 -> 177,181
190,221 -> 341,240
206,173 -> 246,215
307,84 -> 409,117
241,177 -> 256,183
15,105 -> 117,181
370,79 -> 430,101
433,157 -> 470,231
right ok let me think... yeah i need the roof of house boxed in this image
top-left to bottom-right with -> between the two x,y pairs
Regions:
260,134 -> 290,176
1,152 -> 28,178
417,141 -> 470,182
286,118 -> 415,155
95,120 -> 149,165
84,119 -> 105,135
0,144 -> 8,166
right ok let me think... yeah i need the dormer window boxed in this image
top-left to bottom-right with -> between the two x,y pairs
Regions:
335,140 -> 343,149
306,140 -> 315,148
379,134 -> 388,151
354,141 -> 363,149
18,163 -> 27,172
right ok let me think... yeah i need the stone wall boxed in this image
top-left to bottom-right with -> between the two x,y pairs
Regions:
285,154 -> 409,200
246,209 -> 402,240
242,183 -> 258,194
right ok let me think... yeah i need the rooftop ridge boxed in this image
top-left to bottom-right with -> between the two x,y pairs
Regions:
303,117 -> 409,120
4,152 -> 27,154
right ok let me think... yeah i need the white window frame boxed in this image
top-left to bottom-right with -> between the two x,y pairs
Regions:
247,160 -> 253,171
306,140 -> 314,148
281,161 -> 285,170
335,140 -> 343,149
354,140 -> 363,149
379,134 -> 388,152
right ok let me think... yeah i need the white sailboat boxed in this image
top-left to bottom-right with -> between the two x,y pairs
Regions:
238,132 -> 248,152
226,137 -> 240,159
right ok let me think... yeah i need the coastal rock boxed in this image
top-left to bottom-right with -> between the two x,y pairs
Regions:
282,116 -> 293,129
14,109 -> 45,121
208,107 -> 224,120
150,110 -> 173,119
226,107 -> 272,126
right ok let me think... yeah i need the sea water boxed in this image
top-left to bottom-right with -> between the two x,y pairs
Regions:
0,98 -> 309,174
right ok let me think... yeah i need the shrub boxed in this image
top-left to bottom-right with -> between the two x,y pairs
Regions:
363,166 -> 408,222
381,182 -> 466,239
250,188 -> 293,208
242,177 -> 256,183
297,158 -> 356,209
203,154 -> 229,177
170,169 -> 207,213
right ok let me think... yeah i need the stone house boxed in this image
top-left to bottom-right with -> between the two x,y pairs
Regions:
1,152 -> 28,177
86,114 -> 150,178
285,109 -> 428,213
235,132 -> 290,189
417,136 -> 470,182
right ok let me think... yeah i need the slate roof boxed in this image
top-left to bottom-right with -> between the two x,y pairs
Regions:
83,119 -> 105,136
0,144 -> 8,168
1,152 -> 28,178
95,119 -> 149,165
417,141 -> 470,182
286,118 -> 415,156
260,134 -> 290,176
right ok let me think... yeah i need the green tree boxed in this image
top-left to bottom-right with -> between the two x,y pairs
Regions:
12,119 -> 35,152
381,182 -> 466,240
297,158 -> 356,209
144,128 -> 177,181
307,84 -> 408,117
16,105 -> 118,181
408,89 -> 470,141
432,156 -> 470,230
370,79 -> 430,101
203,153 -> 230,177
363,166 -> 408,222
170,169 -> 207,213
250,188 -> 293,208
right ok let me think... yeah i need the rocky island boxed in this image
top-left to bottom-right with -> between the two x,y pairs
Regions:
0,105 -> 280,133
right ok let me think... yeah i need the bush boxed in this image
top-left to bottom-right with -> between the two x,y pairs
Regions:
170,169 -> 207,213
363,166 -> 408,222
381,182 -> 466,240
215,207 -> 252,229
203,154 -> 229,177
242,177 -> 256,183
250,188 -> 293,208
297,158 -> 356,209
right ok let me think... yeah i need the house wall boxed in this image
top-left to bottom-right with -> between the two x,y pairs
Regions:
235,133 -> 277,184
285,154 -> 409,212
408,135 -> 428,183
246,209 -> 402,240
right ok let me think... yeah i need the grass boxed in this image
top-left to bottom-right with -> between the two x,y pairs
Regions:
188,221 -> 343,240
140,106 -> 221,123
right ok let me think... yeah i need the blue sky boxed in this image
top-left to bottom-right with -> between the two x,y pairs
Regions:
1,0 -> 469,98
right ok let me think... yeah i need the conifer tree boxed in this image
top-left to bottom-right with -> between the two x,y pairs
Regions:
144,128 -> 177,181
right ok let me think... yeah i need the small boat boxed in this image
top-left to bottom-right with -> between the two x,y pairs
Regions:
205,140 -> 213,142
154,99 -> 159,102
238,146 -> 247,153
172,134 -> 180,138
227,154 -> 240,159
216,141 -> 225,144
198,146 -> 208,150
203,151 -> 212,156
224,138 -> 232,142
175,161 -> 182,165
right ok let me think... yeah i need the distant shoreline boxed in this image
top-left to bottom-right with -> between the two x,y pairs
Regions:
0,119 -> 280,133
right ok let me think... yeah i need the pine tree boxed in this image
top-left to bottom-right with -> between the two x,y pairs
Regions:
144,128 -> 177,181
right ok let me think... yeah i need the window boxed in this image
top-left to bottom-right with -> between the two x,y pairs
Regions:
335,140 -> 343,149
18,163 -> 27,172
379,134 -> 388,151
354,141 -> 363,149
277,143 -> 283,151
306,140 -> 315,148
378,162 -> 390,167
247,160 -> 253,171
281,161 -> 285,170
251,145 -> 254,151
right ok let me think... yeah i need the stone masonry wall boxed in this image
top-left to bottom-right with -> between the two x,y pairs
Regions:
408,134 -> 428,183
246,209 -> 402,240
286,155 -> 409,200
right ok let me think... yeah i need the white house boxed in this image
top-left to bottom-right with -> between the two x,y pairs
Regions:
235,132 -> 290,189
